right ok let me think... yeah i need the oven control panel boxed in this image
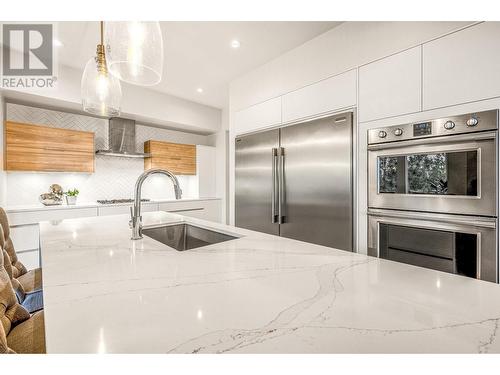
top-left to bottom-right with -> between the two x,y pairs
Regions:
368,109 -> 498,145
413,122 -> 432,136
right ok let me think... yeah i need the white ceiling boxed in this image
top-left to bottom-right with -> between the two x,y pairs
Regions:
55,21 -> 341,109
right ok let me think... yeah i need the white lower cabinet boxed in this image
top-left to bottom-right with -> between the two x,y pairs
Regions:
10,224 -> 40,268
7,209 -> 99,269
8,209 -> 97,269
16,250 -> 40,271
9,224 -> 40,252
7,207 -> 98,226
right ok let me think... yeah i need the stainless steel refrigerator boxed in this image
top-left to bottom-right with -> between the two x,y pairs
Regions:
235,112 -> 353,251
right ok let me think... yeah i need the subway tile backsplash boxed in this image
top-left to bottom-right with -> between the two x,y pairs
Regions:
5,103 -> 212,205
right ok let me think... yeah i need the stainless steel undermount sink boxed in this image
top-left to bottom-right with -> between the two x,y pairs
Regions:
142,223 -> 238,251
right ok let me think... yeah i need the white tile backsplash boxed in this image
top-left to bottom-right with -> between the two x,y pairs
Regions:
5,103 -> 212,205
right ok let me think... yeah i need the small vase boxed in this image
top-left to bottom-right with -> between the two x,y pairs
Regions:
66,196 -> 77,205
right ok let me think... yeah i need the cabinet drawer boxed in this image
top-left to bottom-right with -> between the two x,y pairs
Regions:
16,249 -> 40,270
9,224 -> 40,252
7,207 -> 98,226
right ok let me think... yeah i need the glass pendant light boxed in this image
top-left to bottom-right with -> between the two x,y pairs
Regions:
104,21 -> 163,86
81,21 -> 122,117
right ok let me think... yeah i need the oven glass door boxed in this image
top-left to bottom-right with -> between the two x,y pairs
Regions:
378,150 -> 478,196
368,135 -> 496,216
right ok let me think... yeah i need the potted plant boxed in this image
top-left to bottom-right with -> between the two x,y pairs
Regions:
65,188 -> 79,205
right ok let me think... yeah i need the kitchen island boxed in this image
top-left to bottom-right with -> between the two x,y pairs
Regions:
39,211 -> 500,353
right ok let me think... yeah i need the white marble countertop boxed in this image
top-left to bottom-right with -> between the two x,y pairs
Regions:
39,211 -> 500,353
5,197 -> 220,213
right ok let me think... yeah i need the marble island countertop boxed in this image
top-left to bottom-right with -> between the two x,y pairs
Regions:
39,211 -> 500,353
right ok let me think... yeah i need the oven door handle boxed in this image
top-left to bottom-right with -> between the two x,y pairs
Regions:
367,130 -> 497,151
367,208 -> 497,229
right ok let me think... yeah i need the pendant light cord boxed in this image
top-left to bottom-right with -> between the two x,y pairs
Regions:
100,21 -> 104,45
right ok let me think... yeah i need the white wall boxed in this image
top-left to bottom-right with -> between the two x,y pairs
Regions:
4,103 -> 215,206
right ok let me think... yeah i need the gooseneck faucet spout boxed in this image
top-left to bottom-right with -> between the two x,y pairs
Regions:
130,169 -> 182,240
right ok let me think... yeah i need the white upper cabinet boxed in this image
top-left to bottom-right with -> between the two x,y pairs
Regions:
282,69 -> 356,123
423,22 -> 500,110
233,97 -> 281,135
359,46 -> 422,123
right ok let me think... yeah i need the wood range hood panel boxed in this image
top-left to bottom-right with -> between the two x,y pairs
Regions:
4,121 -> 95,173
144,140 -> 196,175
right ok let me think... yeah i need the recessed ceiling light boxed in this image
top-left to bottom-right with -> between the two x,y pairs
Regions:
53,39 -> 63,47
196,88 -> 203,93
230,39 -> 240,49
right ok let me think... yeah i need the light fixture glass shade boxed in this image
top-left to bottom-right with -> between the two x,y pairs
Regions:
81,56 -> 122,117
105,21 -> 164,86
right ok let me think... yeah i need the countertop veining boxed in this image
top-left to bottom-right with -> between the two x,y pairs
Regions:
39,211 -> 500,353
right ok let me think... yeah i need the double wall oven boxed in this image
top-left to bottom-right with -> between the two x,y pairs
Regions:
368,110 -> 498,282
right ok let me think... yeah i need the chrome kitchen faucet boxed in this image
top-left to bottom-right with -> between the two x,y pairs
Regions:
130,169 -> 182,240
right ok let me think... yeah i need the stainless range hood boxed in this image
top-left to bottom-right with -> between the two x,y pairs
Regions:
96,118 -> 151,158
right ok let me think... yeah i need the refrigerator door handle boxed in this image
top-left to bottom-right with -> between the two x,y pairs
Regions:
271,148 -> 279,223
278,147 -> 285,224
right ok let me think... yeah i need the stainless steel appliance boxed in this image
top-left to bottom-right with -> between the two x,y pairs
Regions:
96,117 -> 151,158
367,110 -> 498,282
235,112 -> 353,251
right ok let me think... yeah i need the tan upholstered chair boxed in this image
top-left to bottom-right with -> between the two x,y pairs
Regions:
0,208 -> 42,292
1,244 -> 46,354
2,247 -> 43,314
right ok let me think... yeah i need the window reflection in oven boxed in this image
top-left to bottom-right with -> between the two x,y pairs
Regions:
378,150 -> 478,196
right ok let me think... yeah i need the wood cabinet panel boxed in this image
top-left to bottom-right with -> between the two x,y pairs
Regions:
5,121 -> 94,172
144,140 -> 196,175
